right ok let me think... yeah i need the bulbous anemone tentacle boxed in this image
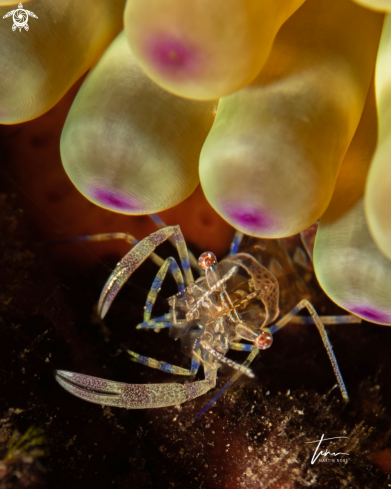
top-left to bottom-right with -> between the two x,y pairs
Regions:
199,0 -> 383,238
0,0 -> 32,5
124,0 -> 305,100
352,0 -> 391,12
366,14 -> 391,260
60,32 -> 216,214
315,82 -> 391,325
0,0 -> 125,123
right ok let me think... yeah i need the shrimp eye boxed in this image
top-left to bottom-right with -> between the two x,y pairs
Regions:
198,251 -> 217,270
255,331 -> 273,350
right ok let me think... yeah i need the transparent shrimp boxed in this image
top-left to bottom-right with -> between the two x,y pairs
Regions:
55,224 -> 358,411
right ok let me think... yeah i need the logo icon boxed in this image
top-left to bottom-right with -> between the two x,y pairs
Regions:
305,434 -> 350,464
3,3 -> 38,32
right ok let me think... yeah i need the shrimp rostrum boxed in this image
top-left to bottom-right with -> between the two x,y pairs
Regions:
55,225 -> 349,410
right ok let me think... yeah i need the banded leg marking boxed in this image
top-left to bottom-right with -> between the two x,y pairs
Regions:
229,341 -> 254,352
149,214 -> 203,274
267,299 -> 349,402
51,232 -> 165,268
136,313 -> 174,330
194,346 -> 259,419
127,349 -> 200,376
229,231 -> 244,255
144,257 -> 185,322
200,341 -> 254,378
288,315 -> 362,325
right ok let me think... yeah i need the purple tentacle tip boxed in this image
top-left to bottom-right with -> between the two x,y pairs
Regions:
90,187 -> 139,213
146,37 -> 199,75
348,305 -> 391,324
222,204 -> 275,233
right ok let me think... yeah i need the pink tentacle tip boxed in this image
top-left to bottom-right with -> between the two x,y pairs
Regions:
222,204 -> 275,233
146,36 -> 199,75
348,305 -> 391,325
89,187 -> 140,212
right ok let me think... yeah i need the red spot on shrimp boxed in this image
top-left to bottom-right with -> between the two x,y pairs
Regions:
222,203 -> 276,234
90,187 -> 140,213
348,305 -> 391,324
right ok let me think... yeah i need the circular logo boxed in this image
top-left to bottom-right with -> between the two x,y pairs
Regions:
12,9 -> 28,31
